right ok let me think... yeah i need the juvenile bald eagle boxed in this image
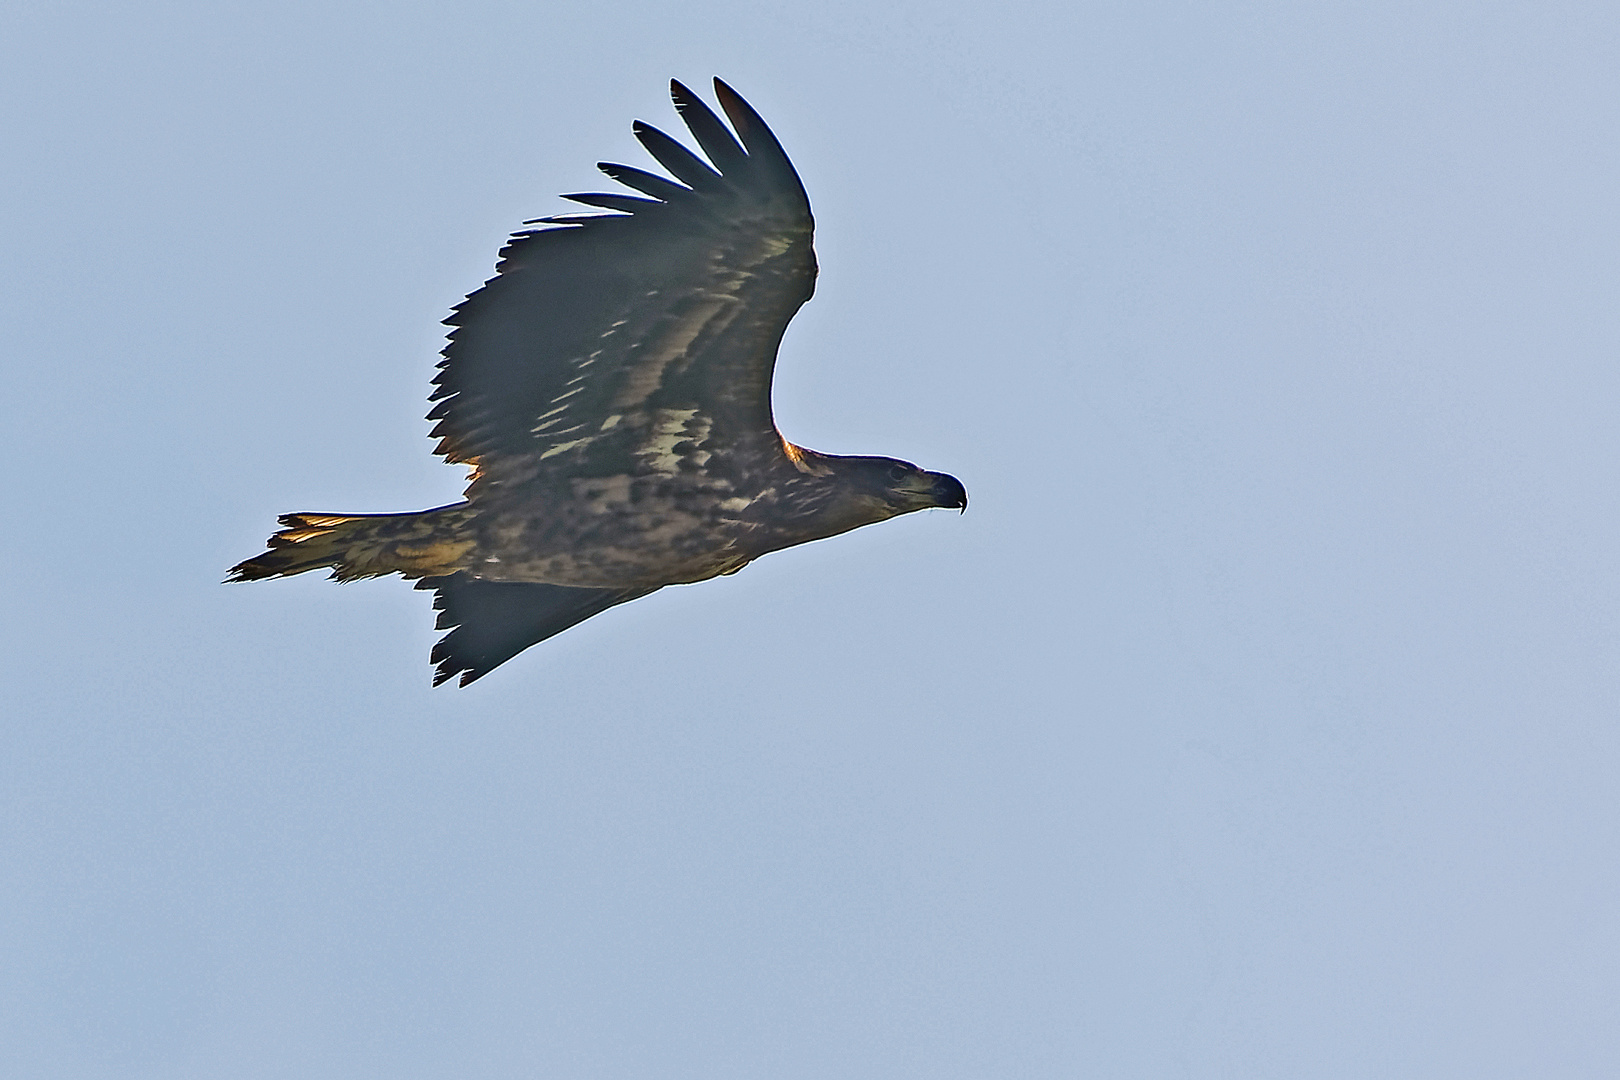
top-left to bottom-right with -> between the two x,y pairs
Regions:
230,79 -> 966,686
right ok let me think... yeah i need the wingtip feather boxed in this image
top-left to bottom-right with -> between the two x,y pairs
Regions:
597,161 -> 692,202
708,79 -> 805,202
632,119 -> 725,188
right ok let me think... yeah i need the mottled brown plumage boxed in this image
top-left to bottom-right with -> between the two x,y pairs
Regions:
230,79 -> 965,685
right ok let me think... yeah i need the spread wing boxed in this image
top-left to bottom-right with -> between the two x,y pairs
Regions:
416,574 -> 659,687
428,79 -> 817,498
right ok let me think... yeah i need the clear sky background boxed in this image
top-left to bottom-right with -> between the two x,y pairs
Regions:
4,2 -> 1618,1077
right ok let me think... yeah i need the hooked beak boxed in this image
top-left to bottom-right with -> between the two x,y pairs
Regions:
927,471 -> 967,513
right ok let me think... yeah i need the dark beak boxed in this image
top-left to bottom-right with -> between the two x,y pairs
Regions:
928,471 -> 968,512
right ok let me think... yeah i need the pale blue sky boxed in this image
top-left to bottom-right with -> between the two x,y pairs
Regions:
4,2 -> 1619,1077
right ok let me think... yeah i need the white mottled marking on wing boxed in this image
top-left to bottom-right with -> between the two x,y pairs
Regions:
759,231 -> 796,257
636,408 -> 712,475
540,438 -> 592,460
610,289 -> 741,410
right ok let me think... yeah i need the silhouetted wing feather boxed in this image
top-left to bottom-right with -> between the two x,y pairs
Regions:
428,79 -> 816,498
417,573 -> 659,686
550,192 -> 661,215
632,121 -> 725,190
671,83 -> 750,175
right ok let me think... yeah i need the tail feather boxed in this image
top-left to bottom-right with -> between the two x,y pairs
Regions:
228,505 -> 476,583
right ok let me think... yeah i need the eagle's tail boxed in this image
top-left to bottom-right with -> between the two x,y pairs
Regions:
227,505 -> 477,583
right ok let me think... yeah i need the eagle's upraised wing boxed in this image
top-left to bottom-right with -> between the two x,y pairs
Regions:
428,79 -> 816,498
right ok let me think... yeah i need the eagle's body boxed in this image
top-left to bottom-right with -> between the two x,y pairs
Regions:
230,80 -> 965,685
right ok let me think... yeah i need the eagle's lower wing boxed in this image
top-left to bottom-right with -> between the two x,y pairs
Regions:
416,573 -> 659,686
428,79 -> 816,498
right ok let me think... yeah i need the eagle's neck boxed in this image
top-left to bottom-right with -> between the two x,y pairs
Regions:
770,444 -> 903,544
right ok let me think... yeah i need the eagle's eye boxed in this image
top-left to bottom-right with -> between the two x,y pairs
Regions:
885,463 -> 911,484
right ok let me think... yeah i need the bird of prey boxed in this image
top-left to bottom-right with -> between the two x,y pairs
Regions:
229,79 -> 966,686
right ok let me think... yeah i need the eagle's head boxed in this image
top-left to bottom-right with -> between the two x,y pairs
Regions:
788,452 -> 966,540
851,456 -> 967,515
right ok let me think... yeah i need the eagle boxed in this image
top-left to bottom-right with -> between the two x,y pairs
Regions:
230,79 -> 966,686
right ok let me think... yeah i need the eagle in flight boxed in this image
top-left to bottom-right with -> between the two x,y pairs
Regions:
230,79 -> 966,686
